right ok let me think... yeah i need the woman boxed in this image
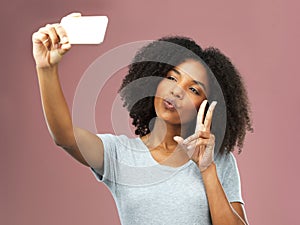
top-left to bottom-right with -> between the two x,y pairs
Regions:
32,15 -> 253,225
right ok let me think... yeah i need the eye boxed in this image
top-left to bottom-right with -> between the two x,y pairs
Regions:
166,76 -> 177,82
190,87 -> 200,95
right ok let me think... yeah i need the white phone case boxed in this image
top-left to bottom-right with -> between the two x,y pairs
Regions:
60,16 -> 108,44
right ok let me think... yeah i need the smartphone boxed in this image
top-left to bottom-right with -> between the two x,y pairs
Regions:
60,16 -> 108,44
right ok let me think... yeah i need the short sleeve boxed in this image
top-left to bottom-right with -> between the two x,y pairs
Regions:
90,134 -> 118,185
218,152 -> 244,204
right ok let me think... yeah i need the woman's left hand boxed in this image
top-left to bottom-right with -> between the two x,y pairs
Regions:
174,100 -> 217,172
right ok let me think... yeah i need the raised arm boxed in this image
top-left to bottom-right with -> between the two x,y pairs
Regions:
32,15 -> 104,173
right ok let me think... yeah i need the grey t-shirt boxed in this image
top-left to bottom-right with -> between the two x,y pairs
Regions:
90,134 -> 244,225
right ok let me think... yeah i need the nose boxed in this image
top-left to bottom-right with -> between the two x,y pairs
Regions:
171,84 -> 185,99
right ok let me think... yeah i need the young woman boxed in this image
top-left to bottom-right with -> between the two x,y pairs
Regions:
32,15 -> 253,225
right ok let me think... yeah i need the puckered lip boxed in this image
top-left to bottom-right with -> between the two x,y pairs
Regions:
163,97 -> 178,109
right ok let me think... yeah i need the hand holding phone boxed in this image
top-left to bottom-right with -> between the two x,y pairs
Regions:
32,13 -> 109,67
60,15 -> 108,44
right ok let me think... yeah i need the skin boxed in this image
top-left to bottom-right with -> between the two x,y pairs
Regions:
33,13 -> 248,225
154,59 -> 208,127
142,59 -> 249,225
32,13 -> 106,174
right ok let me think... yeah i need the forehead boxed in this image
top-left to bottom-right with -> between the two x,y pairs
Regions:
173,59 -> 209,89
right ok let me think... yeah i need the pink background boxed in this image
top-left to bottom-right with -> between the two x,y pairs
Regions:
1,0 -> 299,224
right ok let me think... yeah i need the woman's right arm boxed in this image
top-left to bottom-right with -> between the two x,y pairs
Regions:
32,16 -> 104,172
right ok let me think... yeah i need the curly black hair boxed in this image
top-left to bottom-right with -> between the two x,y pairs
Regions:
118,36 -> 253,154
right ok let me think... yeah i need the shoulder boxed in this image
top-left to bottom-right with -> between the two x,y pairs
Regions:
96,133 -> 136,144
96,133 -> 150,167
96,133 -> 144,154
215,151 -> 237,167
215,151 -> 240,180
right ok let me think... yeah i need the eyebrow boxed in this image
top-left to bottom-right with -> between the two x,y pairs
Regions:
171,68 -> 207,92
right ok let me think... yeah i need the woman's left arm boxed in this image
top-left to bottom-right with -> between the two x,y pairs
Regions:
174,100 -> 249,225
201,162 -> 249,225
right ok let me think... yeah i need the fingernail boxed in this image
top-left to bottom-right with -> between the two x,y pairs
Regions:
210,101 -> 217,110
61,43 -> 71,50
173,136 -> 182,143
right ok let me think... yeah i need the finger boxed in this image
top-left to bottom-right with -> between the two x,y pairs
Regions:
173,136 -> 184,145
32,31 -> 51,51
51,24 -> 71,55
190,147 -> 200,160
60,42 -> 71,53
186,138 -> 210,151
195,100 -> 208,131
182,130 -> 210,145
54,24 -> 69,44
39,25 -> 58,48
32,31 -> 49,44
204,101 -> 217,132
207,134 -> 215,146
46,24 -> 61,47
41,36 -> 51,50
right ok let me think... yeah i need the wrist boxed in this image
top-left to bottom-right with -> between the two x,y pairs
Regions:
200,162 -> 216,174
36,64 -> 58,75
36,65 -> 59,81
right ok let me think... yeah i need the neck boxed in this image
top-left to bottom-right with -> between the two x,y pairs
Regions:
144,118 -> 192,153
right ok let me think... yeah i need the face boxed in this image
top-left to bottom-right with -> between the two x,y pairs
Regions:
154,59 -> 209,127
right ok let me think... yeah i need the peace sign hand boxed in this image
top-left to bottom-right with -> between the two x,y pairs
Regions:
174,100 -> 217,172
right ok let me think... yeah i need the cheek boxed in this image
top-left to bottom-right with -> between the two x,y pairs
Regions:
184,94 -> 202,109
156,79 -> 170,91
155,80 -> 164,96
179,102 -> 197,122
154,96 -> 160,113
154,80 -> 171,101
180,97 -> 202,120
154,83 -> 166,114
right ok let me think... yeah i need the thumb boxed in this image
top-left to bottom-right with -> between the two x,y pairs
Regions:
57,42 -> 71,55
49,43 -> 71,65
173,136 -> 184,145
